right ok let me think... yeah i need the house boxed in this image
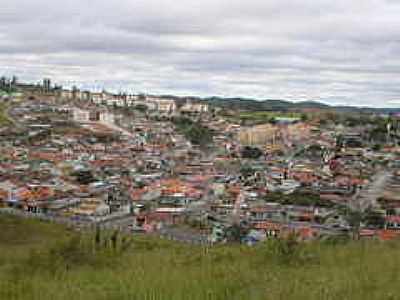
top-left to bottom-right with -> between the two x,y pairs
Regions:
154,99 -> 176,113
0,181 -> 16,206
385,215 -> 400,230
61,89 -> 74,100
91,92 -> 105,104
249,205 -> 283,223
252,221 -> 283,238
73,108 -> 90,123
99,111 -> 114,124
378,229 -> 400,241
69,198 -> 110,217
180,102 -> 209,114
138,207 -> 186,232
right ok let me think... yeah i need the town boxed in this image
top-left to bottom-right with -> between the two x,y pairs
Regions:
1,76 -> 400,245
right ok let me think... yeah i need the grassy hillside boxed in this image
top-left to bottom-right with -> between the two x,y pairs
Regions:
1,215 -> 400,300
239,111 -> 304,125
0,103 -> 12,127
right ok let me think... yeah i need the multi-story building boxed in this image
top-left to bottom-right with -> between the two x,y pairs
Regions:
145,96 -> 176,113
99,111 -> 115,124
239,123 -> 311,147
180,102 -> 209,113
73,108 -> 90,123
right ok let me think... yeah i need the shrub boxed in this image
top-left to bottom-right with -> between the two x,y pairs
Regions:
265,233 -> 319,266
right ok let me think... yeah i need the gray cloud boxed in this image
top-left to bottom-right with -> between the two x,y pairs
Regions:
1,0 -> 400,107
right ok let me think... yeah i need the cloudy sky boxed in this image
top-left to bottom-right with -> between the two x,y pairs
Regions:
2,0 -> 400,107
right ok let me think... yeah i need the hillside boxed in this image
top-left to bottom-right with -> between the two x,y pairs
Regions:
0,103 -> 12,127
159,94 -> 400,113
204,97 -> 399,114
1,214 -> 400,300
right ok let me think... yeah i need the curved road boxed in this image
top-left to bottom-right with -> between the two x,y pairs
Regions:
350,170 -> 391,212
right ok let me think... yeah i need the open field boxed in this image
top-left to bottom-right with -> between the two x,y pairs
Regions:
239,111 -> 303,125
1,215 -> 400,300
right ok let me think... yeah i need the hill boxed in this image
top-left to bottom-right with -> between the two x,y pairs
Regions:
1,214 -> 400,300
159,94 -> 399,113
0,103 -> 12,127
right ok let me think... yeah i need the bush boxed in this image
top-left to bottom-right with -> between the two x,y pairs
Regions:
265,233 -> 319,266
172,117 -> 213,147
134,104 -> 148,112
264,191 -> 334,208
241,146 -> 263,159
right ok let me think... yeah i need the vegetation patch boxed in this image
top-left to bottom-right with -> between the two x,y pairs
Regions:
264,191 -> 335,208
0,103 -> 12,127
240,111 -> 305,125
1,215 -> 400,300
172,117 -> 214,147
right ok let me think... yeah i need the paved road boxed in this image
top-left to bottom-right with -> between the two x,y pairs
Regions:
0,208 -> 135,230
349,170 -> 391,212
100,119 -> 135,138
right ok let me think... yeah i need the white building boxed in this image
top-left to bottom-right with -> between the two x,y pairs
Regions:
91,92 -> 104,104
146,96 -> 176,113
61,90 -> 74,100
180,102 -> 209,113
73,108 -> 90,122
106,98 -> 125,107
155,99 -> 176,113
99,111 -> 115,124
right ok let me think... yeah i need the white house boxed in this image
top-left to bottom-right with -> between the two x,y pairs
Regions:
180,102 -> 209,113
146,97 -> 176,113
99,111 -> 115,124
73,108 -> 90,122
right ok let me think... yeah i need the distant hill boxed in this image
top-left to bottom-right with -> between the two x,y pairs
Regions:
202,97 -> 399,114
159,95 -> 400,114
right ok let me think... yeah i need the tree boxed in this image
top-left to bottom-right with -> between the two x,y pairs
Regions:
347,211 -> 362,240
241,146 -> 263,159
372,144 -> 382,151
172,117 -> 213,147
363,209 -> 385,229
135,104 -> 148,112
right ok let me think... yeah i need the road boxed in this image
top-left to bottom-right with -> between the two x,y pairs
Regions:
101,120 -> 135,138
349,170 -> 391,212
1,208 -> 135,231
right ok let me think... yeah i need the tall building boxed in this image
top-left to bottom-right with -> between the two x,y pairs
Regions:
43,78 -> 51,91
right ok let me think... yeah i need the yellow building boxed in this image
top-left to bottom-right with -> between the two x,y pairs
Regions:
69,198 -> 110,216
239,123 -> 311,147
180,102 -> 209,113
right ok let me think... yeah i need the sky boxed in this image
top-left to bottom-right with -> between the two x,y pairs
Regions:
1,0 -> 400,107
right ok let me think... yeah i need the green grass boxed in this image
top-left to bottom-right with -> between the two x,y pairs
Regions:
0,103 -> 12,127
1,215 -> 400,300
240,111 -> 303,125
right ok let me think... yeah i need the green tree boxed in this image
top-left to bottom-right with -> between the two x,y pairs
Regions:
172,117 -> 213,147
135,104 -> 148,112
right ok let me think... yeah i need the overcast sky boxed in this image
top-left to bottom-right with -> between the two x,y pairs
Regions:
2,0 -> 400,107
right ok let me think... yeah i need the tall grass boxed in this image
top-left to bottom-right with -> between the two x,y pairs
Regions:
1,215 -> 400,300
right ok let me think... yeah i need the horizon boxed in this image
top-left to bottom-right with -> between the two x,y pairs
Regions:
4,76 -> 400,110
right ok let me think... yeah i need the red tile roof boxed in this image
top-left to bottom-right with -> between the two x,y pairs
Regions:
378,230 -> 400,241
253,222 -> 282,231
